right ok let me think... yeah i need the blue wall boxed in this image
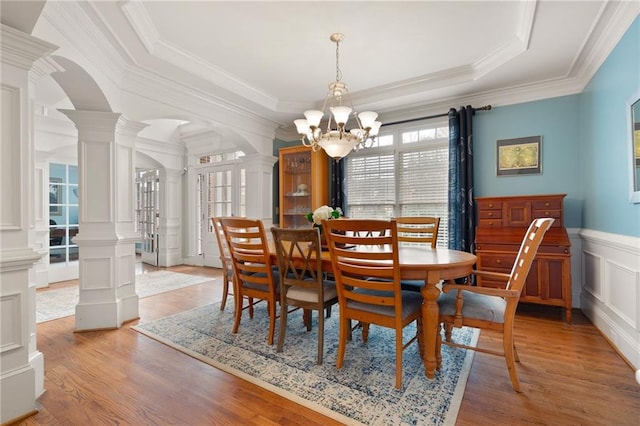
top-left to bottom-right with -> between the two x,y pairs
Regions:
579,15 -> 640,237
473,16 -> 640,237
473,95 -> 582,228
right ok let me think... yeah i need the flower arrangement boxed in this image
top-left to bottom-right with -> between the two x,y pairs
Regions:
305,205 -> 343,227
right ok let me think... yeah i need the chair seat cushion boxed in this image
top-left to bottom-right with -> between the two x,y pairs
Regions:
286,280 -> 338,303
240,270 -> 280,292
348,289 -> 423,320
438,289 -> 506,323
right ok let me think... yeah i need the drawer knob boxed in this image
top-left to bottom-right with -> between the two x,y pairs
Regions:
545,211 -> 550,216
488,212 -> 493,217
545,202 -> 550,207
496,259 -> 502,264
488,203 -> 494,208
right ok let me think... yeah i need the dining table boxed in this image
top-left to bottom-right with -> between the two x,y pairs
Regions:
268,241 -> 477,379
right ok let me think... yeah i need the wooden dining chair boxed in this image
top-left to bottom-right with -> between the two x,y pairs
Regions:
395,216 -> 441,292
211,217 -> 255,316
271,227 -> 339,365
323,218 -> 424,389
437,217 -> 554,392
211,217 -> 234,311
395,216 -> 440,247
220,217 -> 280,345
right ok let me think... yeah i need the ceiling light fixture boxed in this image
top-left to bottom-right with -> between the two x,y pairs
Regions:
294,33 -> 381,160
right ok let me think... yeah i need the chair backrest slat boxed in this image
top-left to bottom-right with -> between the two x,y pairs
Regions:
395,216 -> 440,248
506,217 -> 555,293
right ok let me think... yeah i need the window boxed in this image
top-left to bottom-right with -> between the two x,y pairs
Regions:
49,163 -> 79,264
345,120 -> 449,247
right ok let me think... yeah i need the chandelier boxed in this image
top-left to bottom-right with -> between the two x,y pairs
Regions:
294,33 -> 381,160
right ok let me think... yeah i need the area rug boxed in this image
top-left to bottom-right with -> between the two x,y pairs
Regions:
36,271 -> 214,323
133,301 -> 479,425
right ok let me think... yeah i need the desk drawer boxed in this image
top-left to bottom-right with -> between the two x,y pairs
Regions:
477,252 -> 515,272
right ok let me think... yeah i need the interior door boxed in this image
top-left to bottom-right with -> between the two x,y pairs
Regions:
198,166 -> 236,267
136,169 -> 160,266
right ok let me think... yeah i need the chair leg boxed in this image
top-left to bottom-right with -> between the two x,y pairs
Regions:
444,323 -> 453,342
362,322 -> 370,343
336,316 -> 348,369
220,277 -> 230,311
417,318 -> 425,360
267,301 -> 276,345
303,309 -> 312,331
317,309 -> 324,365
232,290 -> 242,334
503,325 -> 521,392
326,305 -> 332,318
248,297 -> 254,318
276,301 -> 288,353
435,322 -> 441,369
395,327 -> 403,389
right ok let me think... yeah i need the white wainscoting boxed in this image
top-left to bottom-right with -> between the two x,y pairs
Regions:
578,229 -> 640,370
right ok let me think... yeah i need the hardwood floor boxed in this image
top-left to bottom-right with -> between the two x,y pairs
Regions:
17,264 -> 640,425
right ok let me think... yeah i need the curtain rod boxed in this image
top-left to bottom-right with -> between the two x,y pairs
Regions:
381,104 -> 492,127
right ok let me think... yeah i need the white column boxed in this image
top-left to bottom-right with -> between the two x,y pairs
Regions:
158,168 -> 183,266
0,24 -> 57,424
59,110 -> 147,331
242,153 -> 277,226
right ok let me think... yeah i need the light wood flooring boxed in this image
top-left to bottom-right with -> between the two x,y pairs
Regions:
15,264 -> 640,425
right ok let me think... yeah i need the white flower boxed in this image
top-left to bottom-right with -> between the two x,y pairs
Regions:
310,205 -> 342,226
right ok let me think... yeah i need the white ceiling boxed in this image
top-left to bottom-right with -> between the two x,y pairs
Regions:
4,1 -> 640,138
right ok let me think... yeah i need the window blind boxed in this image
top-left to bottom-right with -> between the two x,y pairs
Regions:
345,121 -> 449,246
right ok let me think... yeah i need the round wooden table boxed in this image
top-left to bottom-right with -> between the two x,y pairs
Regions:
269,243 -> 477,379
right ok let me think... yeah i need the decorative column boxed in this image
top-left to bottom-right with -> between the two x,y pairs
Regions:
242,153 -> 278,226
0,24 -> 57,424
158,168 -> 183,266
59,110 -> 147,331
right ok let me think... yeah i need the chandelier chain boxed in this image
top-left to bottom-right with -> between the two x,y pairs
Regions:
335,38 -> 342,83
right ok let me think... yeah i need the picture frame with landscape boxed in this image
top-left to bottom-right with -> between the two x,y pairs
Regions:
496,136 -> 542,176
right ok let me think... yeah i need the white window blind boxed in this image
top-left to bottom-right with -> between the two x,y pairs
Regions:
345,120 -> 449,247
346,154 -> 396,219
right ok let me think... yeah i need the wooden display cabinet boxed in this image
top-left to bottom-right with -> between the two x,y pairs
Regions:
475,194 -> 572,322
278,145 -> 329,229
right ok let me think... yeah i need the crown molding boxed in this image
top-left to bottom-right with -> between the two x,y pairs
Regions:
119,0 -> 159,55
0,24 -> 58,69
569,0 -> 640,90
122,66 -> 279,134
153,39 -> 278,111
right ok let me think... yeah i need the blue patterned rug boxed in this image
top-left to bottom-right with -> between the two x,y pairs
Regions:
133,301 -> 479,425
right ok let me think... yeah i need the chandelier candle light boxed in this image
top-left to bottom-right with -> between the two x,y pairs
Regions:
294,33 -> 381,160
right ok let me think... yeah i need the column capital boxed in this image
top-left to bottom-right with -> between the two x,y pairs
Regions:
58,109 -> 121,136
242,152 -> 278,168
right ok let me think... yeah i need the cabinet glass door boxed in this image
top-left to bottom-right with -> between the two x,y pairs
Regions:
281,149 -> 313,228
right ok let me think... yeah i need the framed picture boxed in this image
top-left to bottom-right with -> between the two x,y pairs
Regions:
496,136 -> 542,176
49,177 -> 62,216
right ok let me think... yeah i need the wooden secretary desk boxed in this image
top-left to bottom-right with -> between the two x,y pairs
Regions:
475,194 -> 572,322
